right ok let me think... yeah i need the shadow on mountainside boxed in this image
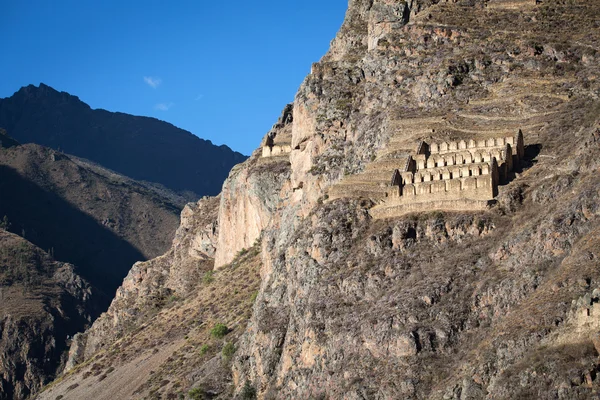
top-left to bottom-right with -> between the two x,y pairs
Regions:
0,84 -> 248,197
522,143 -> 542,169
0,230 -> 105,400
0,165 -> 145,304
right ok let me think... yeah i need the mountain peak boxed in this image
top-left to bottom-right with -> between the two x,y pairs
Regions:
11,83 -> 87,107
0,85 -> 246,196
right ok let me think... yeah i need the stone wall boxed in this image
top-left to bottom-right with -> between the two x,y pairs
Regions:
427,132 -> 523,156
391,164 -> 497,203
400,161 -> 497,184
370,131 -> 523,218
262,144 -> 292,158
370,198 -> 491,219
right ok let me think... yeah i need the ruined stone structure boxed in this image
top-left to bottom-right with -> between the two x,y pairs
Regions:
262,141 -> 292,158
261,104 -> 293,158
370,131 -> 524,219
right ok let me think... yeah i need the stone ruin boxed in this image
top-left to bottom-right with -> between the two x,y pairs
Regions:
262,138 -> 292,158
261,104 -> 293,158
370,131 -> 524,219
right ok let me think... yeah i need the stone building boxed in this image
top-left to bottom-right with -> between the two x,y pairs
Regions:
370,131 -> 524,218
262,141 -> 292,158
261,104 -> 293,158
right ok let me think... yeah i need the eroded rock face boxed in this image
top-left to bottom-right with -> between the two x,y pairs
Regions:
43,194 -> 262,400
214,107 -> 294,268
214,165 -> 289,267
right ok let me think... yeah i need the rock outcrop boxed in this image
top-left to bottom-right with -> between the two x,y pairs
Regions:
214,106 -> 293,267
67,196 -> 222,364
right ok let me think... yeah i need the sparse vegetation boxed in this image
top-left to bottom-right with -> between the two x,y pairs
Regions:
210,323 -> 229,339
222,342 -> 236,359
241,381 -> 257,399
236,248 -> 248,259
0,215 -> 10,231
25,1 -> 600,399
199,344 -> 210,355
202,270 -> 214,284
188,386 -> 204,400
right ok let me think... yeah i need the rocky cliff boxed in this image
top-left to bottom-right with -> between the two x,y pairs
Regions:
41,0 -> 600,399
0,84 -> 247,197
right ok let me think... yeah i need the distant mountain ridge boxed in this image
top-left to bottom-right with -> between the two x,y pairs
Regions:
0,132 -> 184,400
0,136 -> 182,298
0,84 -> 247,197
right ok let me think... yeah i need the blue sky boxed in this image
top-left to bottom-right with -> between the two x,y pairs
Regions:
0,1 -> 348,155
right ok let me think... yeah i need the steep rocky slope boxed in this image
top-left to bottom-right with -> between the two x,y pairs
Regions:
0,230 -> 98,400
0,83 -> 247,197
0,136 -> 182,297
39,196 -> 262,400
42,0 -> 600,399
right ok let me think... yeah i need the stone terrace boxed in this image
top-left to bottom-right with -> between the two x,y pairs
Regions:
327,76 -> 571,217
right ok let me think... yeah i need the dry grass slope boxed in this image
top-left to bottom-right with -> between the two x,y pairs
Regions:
38,244 -> 262,400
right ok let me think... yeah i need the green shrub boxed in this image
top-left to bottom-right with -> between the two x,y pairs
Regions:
202,271 -> 214,284
222,342 -> 236,359
236,248 -> 248,259
188,386 -> 204,400
250,291 -> 259,303
241,381 -> 257,399
199,344 -> 210,355
210,323 -> 229,339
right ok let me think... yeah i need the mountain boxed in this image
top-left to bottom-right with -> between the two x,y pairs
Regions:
40,0 -> 600,399
0,84 -> 247,197
0,230 -> 100,400
0,134 -> 182,298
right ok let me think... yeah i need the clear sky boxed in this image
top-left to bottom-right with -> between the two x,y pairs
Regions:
0,1 -> 348,155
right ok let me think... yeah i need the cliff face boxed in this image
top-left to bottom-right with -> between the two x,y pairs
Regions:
42,0 -> 600,399
67,196 -> 222,363
231,0 -> 600,398
214,107 -> 294,267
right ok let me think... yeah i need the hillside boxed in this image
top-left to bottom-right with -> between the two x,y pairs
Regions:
0,83 -> 247,197
0,230 -> 99,400
39,0 -> 600,399
0,134 -> 182,297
